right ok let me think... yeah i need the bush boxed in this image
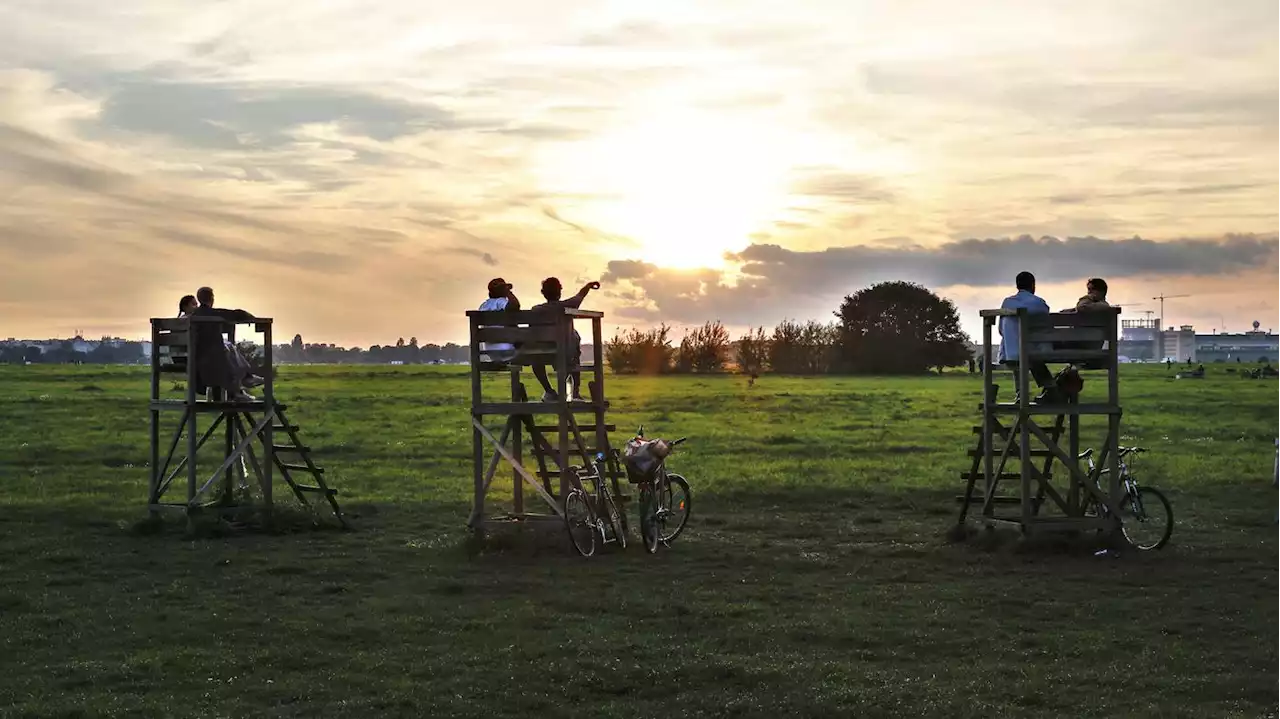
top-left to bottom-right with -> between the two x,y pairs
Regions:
605,325 -> 675,374
735,327 -> 769,375
674,322 -> 731,373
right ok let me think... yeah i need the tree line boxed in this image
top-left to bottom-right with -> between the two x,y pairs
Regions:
0,338 -> 145,365
0,334 -> 471,365
272,335 -> 469,365
605,281 -> 971,375
6,281 -> 970,373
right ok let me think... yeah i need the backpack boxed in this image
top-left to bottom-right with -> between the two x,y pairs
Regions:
1055,365 -> 1084,397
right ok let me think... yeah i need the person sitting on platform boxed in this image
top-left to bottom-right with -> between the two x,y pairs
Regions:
193,286 -> 260,401
1061,277 -> 1110,312
180,292 -> 263,391
998,271 -> 1062,403
530,277 -> 600,402
477,277 -> 521,363
1056,277 -> 1112,367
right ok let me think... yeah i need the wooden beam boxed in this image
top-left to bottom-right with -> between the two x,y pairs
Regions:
481,417 -> 515,495
473,401 -> 609,415
472,417 -> 563,518
157,411 -> 224,500
190,409 -> 275,505
1026,421 -> 1114,514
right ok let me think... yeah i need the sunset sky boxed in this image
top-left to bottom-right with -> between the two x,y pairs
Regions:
1,0 -> 1276,346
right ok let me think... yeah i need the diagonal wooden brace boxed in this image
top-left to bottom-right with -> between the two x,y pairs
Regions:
1027,422 -> 1116,516
472,417 -> 563,518
191,409 -> 276,506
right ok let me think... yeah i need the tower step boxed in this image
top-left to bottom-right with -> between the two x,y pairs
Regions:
532,424 -> 616,433
296,485 -> 339,495
272,445 -> 311,453
281,463 -> 323,473
967,449 -> 1055,457
953,496 -> 1028,505
960,472 -> 1048,481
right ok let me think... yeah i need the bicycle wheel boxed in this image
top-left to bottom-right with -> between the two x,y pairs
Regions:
1119,486 -> 1173,550
563,489 -> 597,557
639,486 -> 660,554
657,474 -> 692,545
601,486 -> 627,550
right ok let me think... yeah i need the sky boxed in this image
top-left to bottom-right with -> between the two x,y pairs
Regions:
0,0 -> 1277,346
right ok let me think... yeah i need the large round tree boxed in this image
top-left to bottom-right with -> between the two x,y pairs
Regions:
834,281 -> 971,374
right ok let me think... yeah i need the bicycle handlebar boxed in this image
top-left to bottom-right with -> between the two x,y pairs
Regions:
671,437 -> 688,447
1081,446 -> 1146,461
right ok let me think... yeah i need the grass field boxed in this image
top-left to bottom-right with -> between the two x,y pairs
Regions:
0,364 -> 1276,718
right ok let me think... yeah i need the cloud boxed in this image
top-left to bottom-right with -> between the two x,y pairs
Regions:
790,172 -> 895,203
0,2 -> 1276,344
604,234 -> 1279,326
0,122 -> 130,193
91,76 -> 462,148
450,246 -> 499,266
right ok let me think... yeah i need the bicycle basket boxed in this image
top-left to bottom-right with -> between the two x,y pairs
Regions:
623,439 -> 663,483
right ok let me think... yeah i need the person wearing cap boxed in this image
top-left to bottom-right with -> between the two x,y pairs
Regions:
530,277 -> 600,402
478,278 -> 521,362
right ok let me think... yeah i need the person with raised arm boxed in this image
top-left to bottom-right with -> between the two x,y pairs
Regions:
530,277 -> 600,402
191,286 -> 261,401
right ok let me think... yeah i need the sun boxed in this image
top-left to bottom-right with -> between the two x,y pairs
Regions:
536,112 -> 796,270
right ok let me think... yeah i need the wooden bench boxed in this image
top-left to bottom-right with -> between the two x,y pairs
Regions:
981,308 -> 1118,362
1022,309 -> 1117,369
153,318 -> 193,374
466,307 -> 599,373
151,316 -> 271,393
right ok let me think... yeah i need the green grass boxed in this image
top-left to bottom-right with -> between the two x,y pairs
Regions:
0,364 -> 1275,718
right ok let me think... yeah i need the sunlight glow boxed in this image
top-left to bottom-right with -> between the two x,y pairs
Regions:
536,111 -> 805,269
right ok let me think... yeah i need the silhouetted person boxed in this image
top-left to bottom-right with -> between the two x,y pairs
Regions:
192,286 -> 258,401
1061,277 -> 1110,312
998,271 -> 1059,402
477,277 -> 521,363
530,277 -> 600,402
181,292 -> 261,391
1058,277 -> 1111,367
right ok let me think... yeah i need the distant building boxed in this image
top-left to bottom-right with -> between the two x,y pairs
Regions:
1119,319 -> 1162,360
1123,318 -> 1277,362
1194,321 -> 1278,363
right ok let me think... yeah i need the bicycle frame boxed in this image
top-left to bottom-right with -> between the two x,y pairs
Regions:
1083,448 -> 1144,515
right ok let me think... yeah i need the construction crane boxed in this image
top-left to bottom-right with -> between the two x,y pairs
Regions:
1152,293 -> 1191,328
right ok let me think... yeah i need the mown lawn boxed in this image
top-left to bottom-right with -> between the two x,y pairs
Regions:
0,364 -> 1275,718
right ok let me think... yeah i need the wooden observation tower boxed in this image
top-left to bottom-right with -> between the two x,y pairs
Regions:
466,307 -> 624,529
148,316 -> 344,525
958,307 -> 1125,536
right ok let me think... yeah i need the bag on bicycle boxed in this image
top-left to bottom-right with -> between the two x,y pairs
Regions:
623,438 -> 669,483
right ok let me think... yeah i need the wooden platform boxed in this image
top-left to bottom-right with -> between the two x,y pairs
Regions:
467,305 -> 625,535
150,399 -> 277,412
147,314 -> 344,526
474,400 -> 609,416
958,306 -> 1125,538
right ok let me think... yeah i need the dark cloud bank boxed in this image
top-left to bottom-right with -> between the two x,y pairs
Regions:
603,234 -> 1278,324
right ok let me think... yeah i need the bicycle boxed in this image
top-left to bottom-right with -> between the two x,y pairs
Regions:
563,452 -> 627,558
1079,446 -> 1174,550
622,426 -> 692,554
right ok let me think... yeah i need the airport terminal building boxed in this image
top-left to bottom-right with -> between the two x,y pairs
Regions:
1119,319 -> 1278,363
